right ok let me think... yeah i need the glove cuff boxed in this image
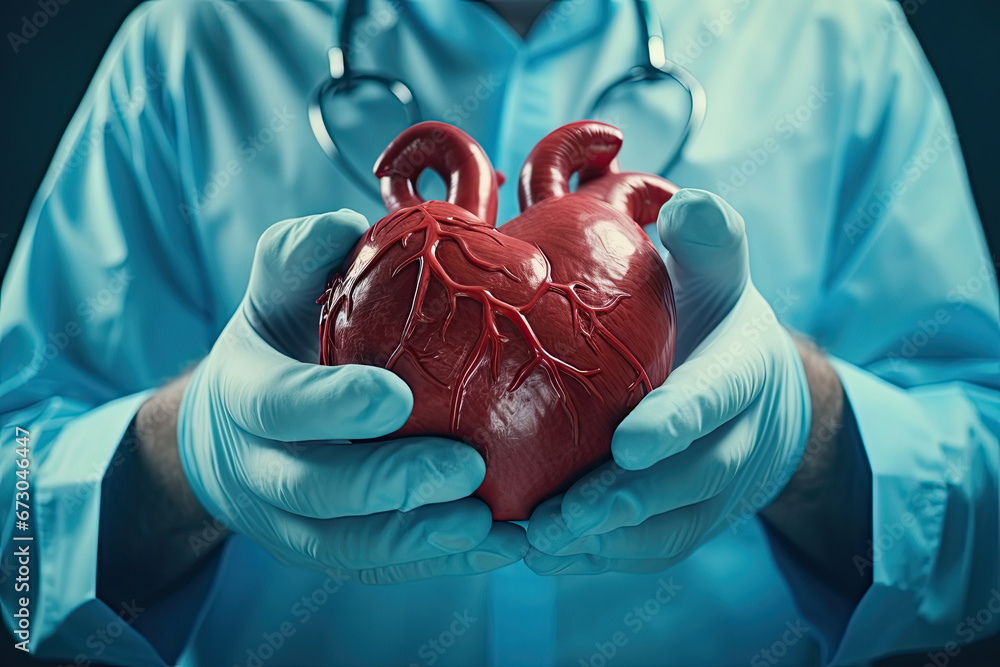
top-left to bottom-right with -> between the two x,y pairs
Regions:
176,357 -> 227,522
771,332 -> 814,501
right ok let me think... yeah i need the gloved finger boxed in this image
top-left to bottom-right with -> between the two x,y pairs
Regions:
245,210 -> 369,356
525,495 -> 572,554
567,417 -> 754,536
220,330 -> 412,441
611,306 -> 765,470
524,549 -> 679,576
257,497 -> 495,571
351,522 -> 529,584
541,496 -> 726,558
249,209 -> 369,314
243,435 -> 485,517
656,189 -> 750,361
657,188 -> 748,287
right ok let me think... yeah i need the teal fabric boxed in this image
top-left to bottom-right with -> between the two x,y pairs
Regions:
2,1 -> 997,665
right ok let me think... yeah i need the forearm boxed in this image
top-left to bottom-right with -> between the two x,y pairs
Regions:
97,371 -> 228,613
760,337 -> 873,601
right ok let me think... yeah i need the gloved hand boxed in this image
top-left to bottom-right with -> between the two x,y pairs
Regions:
178,210 -> 527,583
525,189 -> 811,574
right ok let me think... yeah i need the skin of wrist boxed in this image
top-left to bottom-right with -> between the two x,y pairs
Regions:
97,371 -> 228,611
759,334 -> 873,600
134,373 -> 217,533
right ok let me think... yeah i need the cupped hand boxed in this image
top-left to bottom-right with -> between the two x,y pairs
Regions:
525,190 -> 811,575
178,211 -> 527,583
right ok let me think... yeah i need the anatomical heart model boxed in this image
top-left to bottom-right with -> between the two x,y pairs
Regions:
319,121 -> 678,520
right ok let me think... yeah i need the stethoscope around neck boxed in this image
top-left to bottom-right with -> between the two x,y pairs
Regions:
309,0 -> 707,203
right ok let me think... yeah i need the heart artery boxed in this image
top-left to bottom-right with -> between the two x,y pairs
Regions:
319,121 -> 678,520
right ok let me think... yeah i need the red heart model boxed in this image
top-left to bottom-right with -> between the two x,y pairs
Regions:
319,121 -> 677,520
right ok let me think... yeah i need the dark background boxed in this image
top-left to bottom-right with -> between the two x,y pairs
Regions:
0,1 -> 998,665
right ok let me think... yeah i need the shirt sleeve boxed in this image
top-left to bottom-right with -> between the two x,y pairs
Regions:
761,1 -> 1000,664
0,3 -> 218,664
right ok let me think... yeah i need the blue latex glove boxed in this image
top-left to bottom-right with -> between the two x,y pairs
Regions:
526,190 -> 812,574
178,210 -> 527,583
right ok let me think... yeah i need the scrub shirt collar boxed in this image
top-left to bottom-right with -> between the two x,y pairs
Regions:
401,0 -> 610,64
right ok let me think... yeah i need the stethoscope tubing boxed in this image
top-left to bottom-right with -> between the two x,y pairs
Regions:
309,0 -> 707,202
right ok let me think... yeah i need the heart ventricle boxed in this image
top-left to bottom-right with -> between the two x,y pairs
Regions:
319,121 -> 677,520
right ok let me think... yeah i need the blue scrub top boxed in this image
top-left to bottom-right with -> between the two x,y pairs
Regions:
2,1 -> 998,665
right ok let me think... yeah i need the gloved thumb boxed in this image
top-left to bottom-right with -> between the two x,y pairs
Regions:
657,189 -> 749,287
657,189 -> 751,362
245,210 -> 369,356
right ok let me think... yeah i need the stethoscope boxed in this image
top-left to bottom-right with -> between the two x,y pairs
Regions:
309,0 -> 707,202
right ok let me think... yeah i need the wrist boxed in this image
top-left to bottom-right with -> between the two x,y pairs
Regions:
768,331 -> 816,502
98,371 -> 228,611
760,335 -> 873,599
775,336 -> 845,498
136,372 -> 216,534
